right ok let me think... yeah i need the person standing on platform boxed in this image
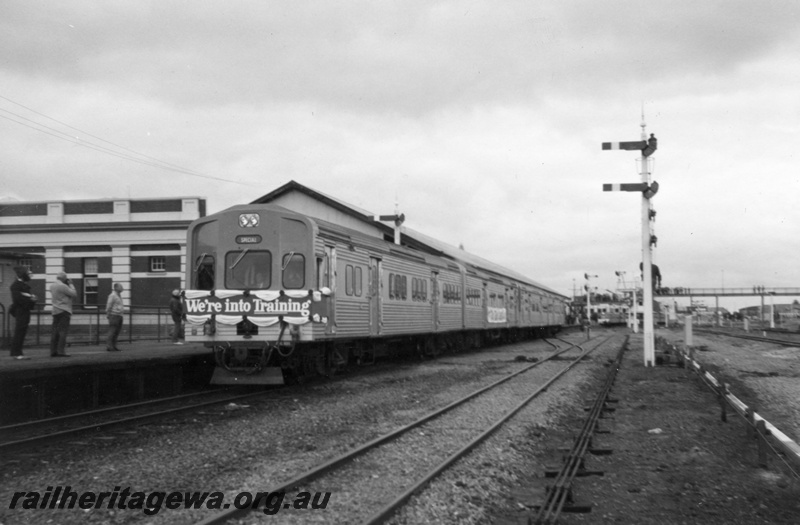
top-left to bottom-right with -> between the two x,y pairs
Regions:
49,272 -> 77,357
169,289 -> 184,345
9,266 -> 37,360
105,283 -> 125,351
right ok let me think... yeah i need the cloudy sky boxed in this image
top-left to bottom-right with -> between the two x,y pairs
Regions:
2,1 -> 799,309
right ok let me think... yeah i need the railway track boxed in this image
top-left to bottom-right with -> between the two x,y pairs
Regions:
0,388 -> 273,455
194,334 -> 619,524
531,336 -> 626,524
0,336 -> 577,457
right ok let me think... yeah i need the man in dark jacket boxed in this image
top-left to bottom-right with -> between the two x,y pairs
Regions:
10,266 -> 37,360
169,289 -> 184,345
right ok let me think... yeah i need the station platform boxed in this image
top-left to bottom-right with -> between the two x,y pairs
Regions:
0,340 -> 215,425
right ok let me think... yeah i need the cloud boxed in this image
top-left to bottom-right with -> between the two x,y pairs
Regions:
5,1 -> 798,116
2,1 -> 800,303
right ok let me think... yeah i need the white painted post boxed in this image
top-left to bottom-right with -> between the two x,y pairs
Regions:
640,130 -> 655,367
685,314 -> 693,347
601,123 -> 657,366
770,293 -> 776,329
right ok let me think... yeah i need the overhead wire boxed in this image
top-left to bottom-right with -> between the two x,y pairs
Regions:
0,93 -> 255,186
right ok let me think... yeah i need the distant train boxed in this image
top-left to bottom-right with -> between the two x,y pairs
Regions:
598,310 -> 628,326
183,203 -> 568,384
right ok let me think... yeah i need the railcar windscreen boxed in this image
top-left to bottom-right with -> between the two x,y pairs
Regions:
225,250 -> 272,289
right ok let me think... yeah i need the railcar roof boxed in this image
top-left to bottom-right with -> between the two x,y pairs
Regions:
400,226 -> 565,297
250,181 -> 566,299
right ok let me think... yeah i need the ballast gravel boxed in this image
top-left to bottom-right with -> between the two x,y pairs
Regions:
1,332 -> 610,525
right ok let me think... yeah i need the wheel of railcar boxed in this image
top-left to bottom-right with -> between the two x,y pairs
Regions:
413,338 -> 425,360
424,337 -> 439,358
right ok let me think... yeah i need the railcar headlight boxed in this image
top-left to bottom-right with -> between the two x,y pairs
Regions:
239,213 -> 260,228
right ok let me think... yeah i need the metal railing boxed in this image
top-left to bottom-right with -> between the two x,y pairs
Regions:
656,287 -> 800,297
1,303 -> 179,349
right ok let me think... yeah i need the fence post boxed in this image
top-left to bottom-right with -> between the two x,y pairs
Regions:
756,419 -> 768,468
717,382 -> 728,422
684,314 -> 693,346
746,407 -> 756,440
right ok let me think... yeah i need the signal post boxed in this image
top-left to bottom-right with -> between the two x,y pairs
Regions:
602,123 -> 658,366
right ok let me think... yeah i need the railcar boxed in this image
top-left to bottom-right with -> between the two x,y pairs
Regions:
598,311 -> 627,326
183,203 -> 567,385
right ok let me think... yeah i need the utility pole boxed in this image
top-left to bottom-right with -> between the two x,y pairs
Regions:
602,118 -> 659,366
584,273 -> 597,338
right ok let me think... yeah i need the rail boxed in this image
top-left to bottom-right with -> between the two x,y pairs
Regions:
532,336 -> 626,523
194,335 -> 610,524
0,302 -> 180,349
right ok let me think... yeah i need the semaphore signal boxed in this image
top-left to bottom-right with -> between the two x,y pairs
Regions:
601,122 -> 659,367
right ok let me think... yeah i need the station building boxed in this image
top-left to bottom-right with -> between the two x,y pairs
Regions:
0,197 -> 205,311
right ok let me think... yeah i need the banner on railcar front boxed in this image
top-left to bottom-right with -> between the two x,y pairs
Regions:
183,289 -> 329,326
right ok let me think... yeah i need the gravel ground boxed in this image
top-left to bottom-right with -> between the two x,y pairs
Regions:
494,327 -> 800,524
6,326 -> 793,525
1,331 -> 607,525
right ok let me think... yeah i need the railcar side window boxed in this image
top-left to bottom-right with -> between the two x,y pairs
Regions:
225,251 -> 271,289
412,278 -> 421,301
345,265 -> 354,295
388,273 -> 408,300
282,253 -> 305,289
354,267 -> 363,296
344,265 -> 364,297
413,278 -> 427,301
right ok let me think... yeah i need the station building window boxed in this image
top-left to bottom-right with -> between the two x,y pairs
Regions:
83,257 -> 99,307
150,256 -> 166,272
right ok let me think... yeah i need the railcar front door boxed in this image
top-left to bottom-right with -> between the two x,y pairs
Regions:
368,257 -> 382,336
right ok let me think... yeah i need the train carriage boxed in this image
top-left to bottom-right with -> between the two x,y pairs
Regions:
183,202 -> 567,385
